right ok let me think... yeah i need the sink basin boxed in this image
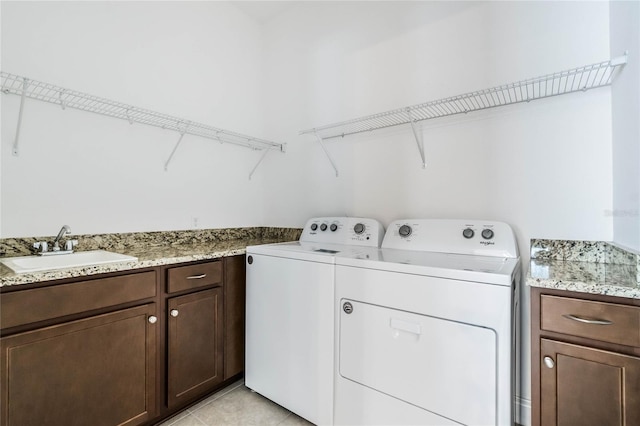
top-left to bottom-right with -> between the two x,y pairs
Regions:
0,250 -> 138,274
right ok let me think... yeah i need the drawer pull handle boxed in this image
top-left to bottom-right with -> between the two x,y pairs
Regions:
563,314 -> 613,325
186,274 -> 207,280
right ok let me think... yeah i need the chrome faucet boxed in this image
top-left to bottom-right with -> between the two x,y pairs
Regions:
52,225 -> 71,251
33,225 -> 77,255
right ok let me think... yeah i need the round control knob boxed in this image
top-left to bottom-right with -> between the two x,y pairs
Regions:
310,223 -> 318,231
462,228 -> 474,239
320,223 -> 328,231
481,229 -> 494,240
398,225 -> 412,238
330,224 -> 338,232
170,309 -> 179,317
353,223 -> 365,234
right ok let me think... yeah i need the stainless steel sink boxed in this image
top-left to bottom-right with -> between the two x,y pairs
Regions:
0,250 -> 138,274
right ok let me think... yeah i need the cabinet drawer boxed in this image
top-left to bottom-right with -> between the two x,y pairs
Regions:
167,261 -> 222,293
541,295 -> 640,347
1,271 -> 157,330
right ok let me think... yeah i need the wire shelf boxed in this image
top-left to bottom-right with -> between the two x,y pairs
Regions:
301,55 -> 628,140
1,71 -> 284,152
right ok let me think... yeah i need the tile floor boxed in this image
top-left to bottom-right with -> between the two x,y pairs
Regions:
158,381 -> 526,426
158,380 -> 313,426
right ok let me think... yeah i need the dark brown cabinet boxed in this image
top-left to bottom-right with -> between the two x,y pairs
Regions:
0,254 -> 247,426
167,287 -> 224,407
532,288 -> 640,426
540,338 -> 640,426
223,254 -> 246,380
0,303 -> 157,426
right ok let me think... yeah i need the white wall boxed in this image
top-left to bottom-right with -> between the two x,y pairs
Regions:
259,2 -> 613,424
1,2 -> 619,424
610,0 -> 640,252
1,1 -> 270,237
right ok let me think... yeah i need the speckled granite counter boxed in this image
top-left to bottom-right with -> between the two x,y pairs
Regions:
527,239 -> 640,299
0,227 -> 301,287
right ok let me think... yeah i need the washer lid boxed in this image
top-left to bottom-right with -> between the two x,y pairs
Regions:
335,248 -> 520,286
247,241 -> 373,263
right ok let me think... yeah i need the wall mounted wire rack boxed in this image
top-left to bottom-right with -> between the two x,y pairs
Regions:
301,54 -> 628,175
1,71 -> 284,177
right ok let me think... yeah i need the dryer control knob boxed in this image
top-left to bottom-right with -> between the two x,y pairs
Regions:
463,228 -> 475,239
481,229 -> 494,240
330,224 -> 338,232
320,223 -> 328,231
310,223 -> 318,231
353,223 -> 365,234
399,225 -> 412,237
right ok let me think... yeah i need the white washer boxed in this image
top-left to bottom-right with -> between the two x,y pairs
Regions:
245,217 -> 384,426
334,219 -> 521,426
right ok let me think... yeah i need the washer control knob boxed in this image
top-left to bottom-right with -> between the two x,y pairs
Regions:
481,229 -> 494,240
399,225 -> 412,238
310,223 -> 318,231
463,228 -> 475,239
330,224 -> 338,232
320,223 -> 328,231
353,223 -> 365,234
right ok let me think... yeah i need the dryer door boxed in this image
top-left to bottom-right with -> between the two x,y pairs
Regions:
339,299 -> 497,426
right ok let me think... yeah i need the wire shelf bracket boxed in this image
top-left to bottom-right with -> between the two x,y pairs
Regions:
164,125 -> 189,171
1,72 -> 285,171
10,78 -> 29,156
301,54 -> 628,172
315,131 -> 339,177
406,109 -> 425,168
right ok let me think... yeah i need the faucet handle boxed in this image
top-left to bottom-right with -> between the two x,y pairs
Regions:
64,239 -> 78,252
33,241 -> 48,253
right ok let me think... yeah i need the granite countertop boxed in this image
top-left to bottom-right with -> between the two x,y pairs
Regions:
527,239 -> 640,299
0,227 -> 301,288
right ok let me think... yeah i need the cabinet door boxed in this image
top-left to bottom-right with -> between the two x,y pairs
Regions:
224,254 -> 246,380
0,304 -> 157,426
540,339 -> 640,426
167,287 -> 223,408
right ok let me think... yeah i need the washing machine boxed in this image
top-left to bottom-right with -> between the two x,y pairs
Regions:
334,219 -> 521,426
245,217 -> 384,426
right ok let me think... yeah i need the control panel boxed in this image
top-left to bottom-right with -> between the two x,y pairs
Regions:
300,217 -> 385,247
383,219 -> 518,258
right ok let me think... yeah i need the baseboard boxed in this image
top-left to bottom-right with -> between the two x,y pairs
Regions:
516,396 -> 532,426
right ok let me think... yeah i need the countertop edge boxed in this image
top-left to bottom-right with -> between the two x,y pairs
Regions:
526,275 -> 640,299
0,246 -> 251,288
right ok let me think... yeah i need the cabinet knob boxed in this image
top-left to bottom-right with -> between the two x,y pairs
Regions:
148,316 -> 158,324
170,309 -> 179,317
543,356 -> 555,369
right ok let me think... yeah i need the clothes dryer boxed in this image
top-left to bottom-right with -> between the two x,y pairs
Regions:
334,219 -> 521,426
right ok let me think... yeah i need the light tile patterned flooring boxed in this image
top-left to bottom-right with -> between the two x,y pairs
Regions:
158,380 -> 313,426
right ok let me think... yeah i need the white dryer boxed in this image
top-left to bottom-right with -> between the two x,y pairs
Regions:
245,217 -> 384,426
334,219 -> 521,426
